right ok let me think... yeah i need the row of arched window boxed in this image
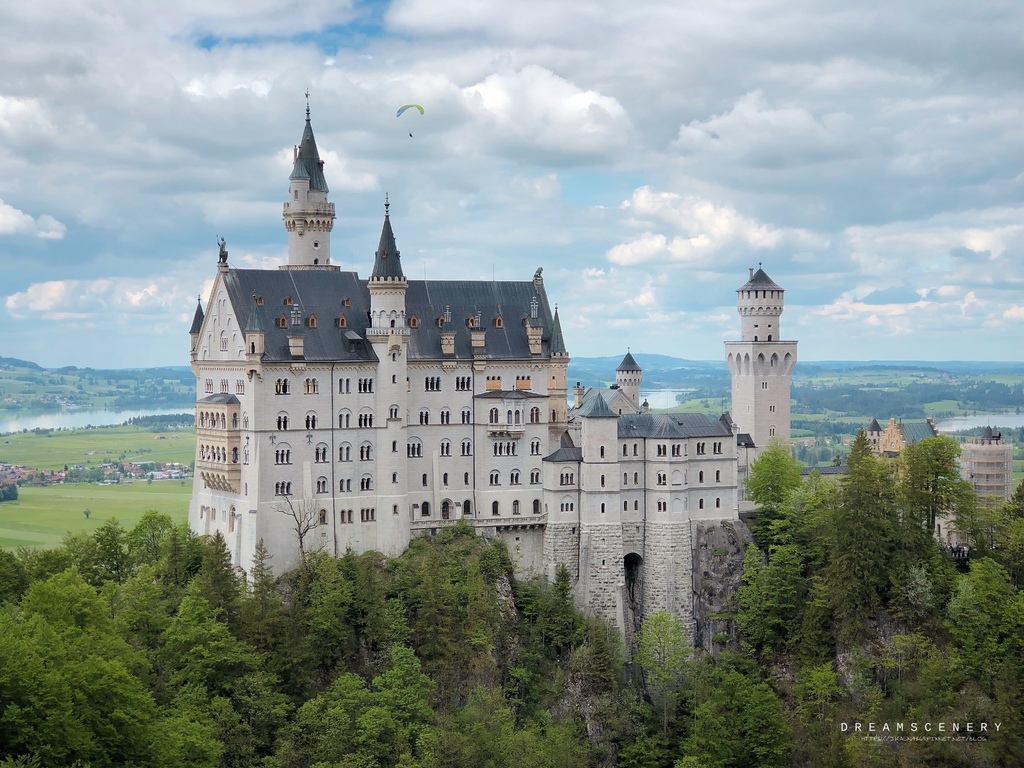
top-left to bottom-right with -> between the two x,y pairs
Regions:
196,411 -> 238,430
198,444 -> 238,464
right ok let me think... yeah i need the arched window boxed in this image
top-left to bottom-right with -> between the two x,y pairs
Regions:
533,499 -> 541,514
492,501 -> 500,516
512,500 -> 520,515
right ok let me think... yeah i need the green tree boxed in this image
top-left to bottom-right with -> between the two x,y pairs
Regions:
900,436 -> 976,549
127,510 -> 176,565
736,544 -> 807,656
634,610 -> 691,735
826,431 -> 897,642
746,440 -> 804,548
684,669 -> 791,768
93,517 -> 131,583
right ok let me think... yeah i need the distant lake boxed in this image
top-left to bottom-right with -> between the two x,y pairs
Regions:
935,413 -> 1024,433
0,408 -> 191,434
642,389 -> 699,410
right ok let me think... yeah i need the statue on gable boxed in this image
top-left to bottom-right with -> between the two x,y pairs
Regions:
217,236 -> 228,264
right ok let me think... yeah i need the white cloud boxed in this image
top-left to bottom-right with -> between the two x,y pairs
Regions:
0,199 -> 65,240
6,276 -> 195,320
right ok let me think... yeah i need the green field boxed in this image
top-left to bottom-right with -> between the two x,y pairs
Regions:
0,425 -> 194,470
0,481 -> 191,549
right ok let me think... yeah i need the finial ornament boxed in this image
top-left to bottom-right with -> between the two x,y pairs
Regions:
217,236 -> 228,264
305,89 -> 310,119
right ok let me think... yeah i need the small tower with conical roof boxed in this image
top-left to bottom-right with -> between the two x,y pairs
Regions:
615,350 -> 642,411
365,196 -> 411,555
189,296 -> 205,363
282,101 -> 337,269
548,306 -> 570,440
725,266 -> 798,457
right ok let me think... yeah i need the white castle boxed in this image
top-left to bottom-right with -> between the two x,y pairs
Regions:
188,109 -> 797,636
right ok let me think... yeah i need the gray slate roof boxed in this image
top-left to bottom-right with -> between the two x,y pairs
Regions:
291,115 -> 328,192
475,389 -> 547,400
198,393 -> 241,405
370,212 -> 404,280
868,418 -> 882,432
900,421 -> 939,444
738,267 -> 783,292
220,268 -> 559,363
543,445 -> 583,463
549,309 -> 566,354
617,413 -> 732,439
189,299 -> 205,334
616,351 -> 641,371
576,392 -> 618,419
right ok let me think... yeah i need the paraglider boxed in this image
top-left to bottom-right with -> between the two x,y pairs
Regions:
397,104 -> 424,136
396,104 -> 424,117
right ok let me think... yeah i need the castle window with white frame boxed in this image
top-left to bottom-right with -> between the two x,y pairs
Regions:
274,447 -> 291,464
492,501 -> 500,516
713,441 -> 722,454
461,440 -> 472,456
314,444 -> 329,463
205,378 -> 213,393
419,409 -> 430,425
530,469 -> 540,484
389,405 -> 399,420
440,440 -> 451,457
657,472 -> 666,486
511,471 -> 520,485
358,412 -> 374,428
220,379 -> 229,393
236,379 -> 245,395
531,439 -> 541,455
275,378 -> 290,395
490,470 -> 500,486
716,470 -> 721,482
316,477 -> 328,494
339,443 -> 351,462
359,443 -> 372,461
530,407 -> 541,424
360,475 -> 373,491
276,413 -> 289,430
440,409 -> 451,425
761,381 -> 768,390
304,413 -> 317,429
461,408 -> 471,424
407,440 -> 423,458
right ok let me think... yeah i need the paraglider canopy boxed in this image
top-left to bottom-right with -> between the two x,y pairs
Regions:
396,104 -> 425,117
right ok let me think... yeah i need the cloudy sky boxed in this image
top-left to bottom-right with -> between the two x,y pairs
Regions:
2,0 -> 1022,368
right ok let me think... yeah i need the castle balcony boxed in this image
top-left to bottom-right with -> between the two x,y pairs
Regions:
487,424 -> 525,438
196,459 -> 241,494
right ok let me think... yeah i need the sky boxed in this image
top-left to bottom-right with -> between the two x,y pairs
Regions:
1,0 -> 1022,369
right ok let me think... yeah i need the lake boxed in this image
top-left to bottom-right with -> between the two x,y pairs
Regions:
0,407 -> 192,435
935,413 -> 1024,433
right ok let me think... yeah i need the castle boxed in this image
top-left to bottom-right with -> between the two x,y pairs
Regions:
188,109 -> 796,636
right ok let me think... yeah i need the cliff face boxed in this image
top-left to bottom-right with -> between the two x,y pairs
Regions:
691,519 -> 753,653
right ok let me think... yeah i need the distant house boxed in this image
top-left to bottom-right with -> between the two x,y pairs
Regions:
865,417 -> 939,457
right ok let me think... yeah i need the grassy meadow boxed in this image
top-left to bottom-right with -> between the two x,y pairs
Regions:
0,481 -> 191,550
0,425 -> 194,471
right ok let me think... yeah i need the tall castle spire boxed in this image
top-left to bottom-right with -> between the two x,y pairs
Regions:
370,195 -> 405,280
282,99 -> 336,269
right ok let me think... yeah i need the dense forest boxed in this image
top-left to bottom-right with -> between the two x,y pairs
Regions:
1,434 -> 1024,766
792,381 -> 1024,420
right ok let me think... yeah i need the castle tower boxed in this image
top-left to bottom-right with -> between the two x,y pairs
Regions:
573,395 -> 625,633
615,351 -> 642,411
724,266 -> 797,455
548,306 -> 571,442
365,198 -> 411,555
282,104 -> 337,269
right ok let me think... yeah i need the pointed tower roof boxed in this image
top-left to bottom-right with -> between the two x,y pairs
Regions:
617,350 -> 641,372
549,307 -> 567,354
868,418 -> 882,432
370,198 -> 404,280
739,266 -> 783,292
189,297 -> 204,334
245,311 -> 263,333
576,392 -> 618,419
291,106 -> 329,192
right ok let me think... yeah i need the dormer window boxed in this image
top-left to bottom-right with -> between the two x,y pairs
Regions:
494,315 -> 504,328
337,315 -> 347,329
409,315 -> 419,329
467,315 -> 477,328
437,315 -> 445,328
343,297 -> 351,307
284,296 -> 294,306
255,295 -> 264,306
277,314 -> 287,328
307,314 -> 317,329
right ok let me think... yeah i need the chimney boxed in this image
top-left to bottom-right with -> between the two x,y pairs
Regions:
749,267 -> 754,279
573,381 -> 585,409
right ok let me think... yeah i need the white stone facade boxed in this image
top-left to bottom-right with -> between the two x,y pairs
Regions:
188,113 -> 793,640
